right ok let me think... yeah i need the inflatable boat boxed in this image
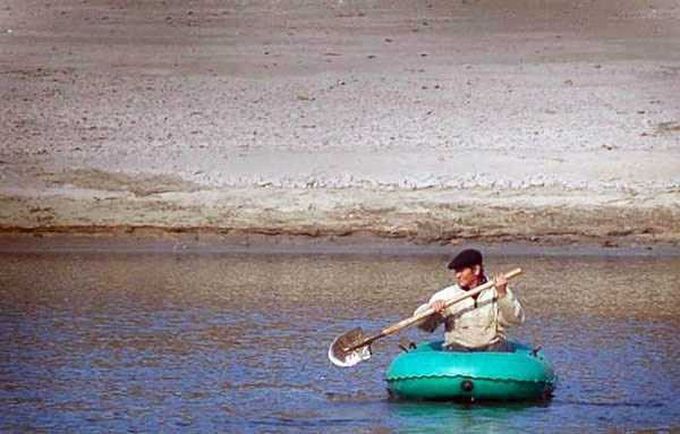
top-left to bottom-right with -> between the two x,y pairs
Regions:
385,340 -> 556,401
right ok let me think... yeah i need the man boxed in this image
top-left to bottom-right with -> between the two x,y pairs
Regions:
414,248 -> 524,352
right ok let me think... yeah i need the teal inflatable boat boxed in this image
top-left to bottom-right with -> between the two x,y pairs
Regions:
386,340 -> 556,401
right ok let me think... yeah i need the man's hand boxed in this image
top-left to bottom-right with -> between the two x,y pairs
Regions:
494,273 -> 508,297
430,300 -> 447,313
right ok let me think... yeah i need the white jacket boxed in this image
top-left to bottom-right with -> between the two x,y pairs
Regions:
414,280 -> 524,349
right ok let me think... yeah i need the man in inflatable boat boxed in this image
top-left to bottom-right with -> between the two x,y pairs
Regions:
414,248 -> 524,352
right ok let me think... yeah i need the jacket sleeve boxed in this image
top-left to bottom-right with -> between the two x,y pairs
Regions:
414,302 -> 444,333
497,287 -> 525,327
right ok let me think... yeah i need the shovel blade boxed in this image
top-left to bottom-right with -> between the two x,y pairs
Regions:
328,327 -> 372,367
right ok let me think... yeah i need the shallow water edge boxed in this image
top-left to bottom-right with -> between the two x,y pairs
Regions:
1,232 -> 679,257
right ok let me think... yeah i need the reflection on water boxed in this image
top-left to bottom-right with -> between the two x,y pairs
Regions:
1,250 -> 679,431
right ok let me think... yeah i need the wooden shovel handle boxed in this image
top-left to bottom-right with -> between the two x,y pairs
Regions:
345,268 -> 523,352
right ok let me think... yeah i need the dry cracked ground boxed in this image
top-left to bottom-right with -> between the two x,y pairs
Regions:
1,0 -> 679,247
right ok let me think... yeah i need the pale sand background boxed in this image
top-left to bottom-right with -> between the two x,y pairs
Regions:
1,0 -> 679,246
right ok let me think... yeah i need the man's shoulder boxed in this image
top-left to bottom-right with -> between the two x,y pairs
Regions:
431,284 -> 464,299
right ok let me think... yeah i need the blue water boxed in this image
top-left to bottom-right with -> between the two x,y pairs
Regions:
1,250 -> 678,431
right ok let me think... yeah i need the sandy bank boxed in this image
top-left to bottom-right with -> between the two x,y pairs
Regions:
1,0 -> 678,246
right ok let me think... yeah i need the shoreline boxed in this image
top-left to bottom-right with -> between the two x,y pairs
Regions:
2,185 -> 678,248
2,230 -> 679,258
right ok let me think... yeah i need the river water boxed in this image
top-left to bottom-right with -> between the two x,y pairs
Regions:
1,248 -> 679,432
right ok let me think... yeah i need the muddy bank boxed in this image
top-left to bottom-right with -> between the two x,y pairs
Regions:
1,228 -> 679,258
1,0 -> 678,245
0,186 -> 678,247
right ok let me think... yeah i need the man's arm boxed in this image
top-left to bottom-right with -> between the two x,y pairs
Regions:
413,286 -> 454,332
497,287 -> 525,326
414,302 -> 445,332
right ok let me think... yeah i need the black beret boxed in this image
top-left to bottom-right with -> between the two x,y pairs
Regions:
447,248 -> 483,270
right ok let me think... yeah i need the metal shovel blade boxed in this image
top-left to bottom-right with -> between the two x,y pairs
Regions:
328,327 -> 372,367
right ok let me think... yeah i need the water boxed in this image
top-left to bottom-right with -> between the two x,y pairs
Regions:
1,249 -> 679,432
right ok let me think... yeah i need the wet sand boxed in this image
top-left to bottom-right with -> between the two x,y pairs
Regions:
1,0 -> 679,246
1,231 -> 680,258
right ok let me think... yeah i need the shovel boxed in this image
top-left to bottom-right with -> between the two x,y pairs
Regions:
328,267 -> 523,367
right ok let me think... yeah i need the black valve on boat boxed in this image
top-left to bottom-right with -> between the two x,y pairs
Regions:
460,380 -> 474,392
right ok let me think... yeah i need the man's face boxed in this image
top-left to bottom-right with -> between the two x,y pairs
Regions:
454,265 -> 481,288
